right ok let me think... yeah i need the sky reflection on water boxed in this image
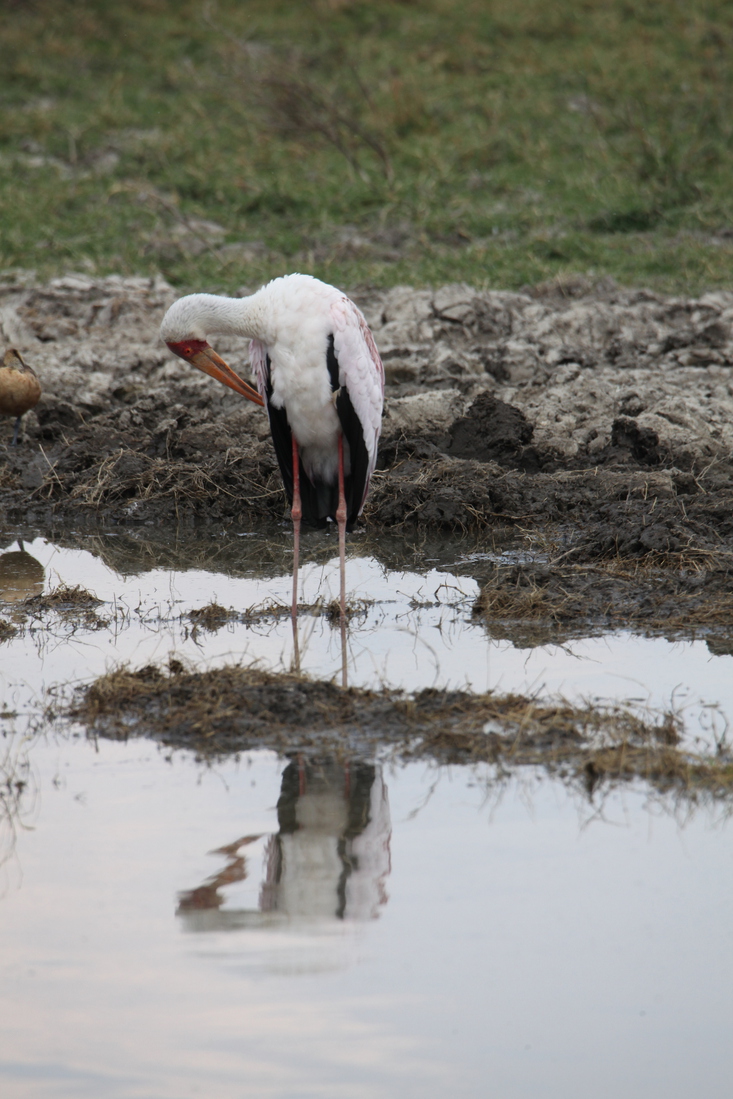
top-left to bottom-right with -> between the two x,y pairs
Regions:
1,531 -> 733,1096
0,738 -> 732,1099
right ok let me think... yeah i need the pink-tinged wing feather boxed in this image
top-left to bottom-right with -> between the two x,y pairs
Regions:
248,338 -> 269,400
330,296 -> 385,513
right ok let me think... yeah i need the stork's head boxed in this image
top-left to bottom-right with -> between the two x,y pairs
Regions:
160,297 -> 264,407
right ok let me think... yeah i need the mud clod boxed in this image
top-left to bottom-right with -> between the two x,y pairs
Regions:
445,391 -> 536,468
610,416 -> 661,464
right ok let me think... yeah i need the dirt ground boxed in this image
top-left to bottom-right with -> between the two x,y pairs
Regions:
1,268 -> 733,630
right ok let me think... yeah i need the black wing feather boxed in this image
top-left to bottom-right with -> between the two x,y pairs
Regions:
328,335 -> 369,531
264,354 -> 331,528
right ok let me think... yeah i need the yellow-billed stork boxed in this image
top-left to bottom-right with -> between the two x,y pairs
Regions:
161,274 -> 384,683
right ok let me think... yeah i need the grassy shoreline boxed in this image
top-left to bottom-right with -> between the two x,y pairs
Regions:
3,0 -> 733,294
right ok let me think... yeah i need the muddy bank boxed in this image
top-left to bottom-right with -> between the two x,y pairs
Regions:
68,662 -> 732,804
1,272 -> 733,619
471,559 -> 733,650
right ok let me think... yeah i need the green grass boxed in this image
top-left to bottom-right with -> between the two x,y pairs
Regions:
2,0 -> 733,293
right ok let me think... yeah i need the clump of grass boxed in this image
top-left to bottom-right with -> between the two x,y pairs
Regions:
25,583 -> 102,609
69,661 -> 733,803
324,597 -> 371,624
0,740 -> 33,868
185,597 -> 373,629
241,48 -> 395,183
187,602 -> 236,632
21,583 -> 107,629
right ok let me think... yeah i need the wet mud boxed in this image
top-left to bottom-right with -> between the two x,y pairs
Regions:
472,559 -> 733,648
2,271 -> 732,628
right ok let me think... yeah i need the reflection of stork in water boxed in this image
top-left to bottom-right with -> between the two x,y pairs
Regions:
160,275 -> 384,687
0,540 -> 44,604
0,350 -> 41,446
176,758 -> 391,928
261,758 -> 391,922
177,835 -> 262,913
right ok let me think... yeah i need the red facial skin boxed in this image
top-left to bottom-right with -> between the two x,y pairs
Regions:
166,339 -> 264,407
167,338 -> 209,360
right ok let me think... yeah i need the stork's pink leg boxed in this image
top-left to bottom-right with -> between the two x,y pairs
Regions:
291,434 -> 302,673
336,433 -> 348,688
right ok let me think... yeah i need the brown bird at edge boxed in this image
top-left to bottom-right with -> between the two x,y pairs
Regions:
0,349 -> 41,446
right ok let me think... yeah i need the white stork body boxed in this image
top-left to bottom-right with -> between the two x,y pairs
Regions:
160,274 -> 385,683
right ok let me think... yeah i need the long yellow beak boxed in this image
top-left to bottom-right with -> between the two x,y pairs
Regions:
189,346 -> 265,407
168,341 -> 264,406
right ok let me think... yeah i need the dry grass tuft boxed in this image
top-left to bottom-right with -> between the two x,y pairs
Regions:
324,597 -> 372,624
69,662 -> 733,804
68,450 -> 252,511
26,584 -> 102,609
20,583 -> 107,630
187,603 -> 236,632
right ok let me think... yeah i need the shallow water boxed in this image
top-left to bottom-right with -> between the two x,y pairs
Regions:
1,533 -> 732,749
1,529 -> 733,1097
1,739 -> 732,1099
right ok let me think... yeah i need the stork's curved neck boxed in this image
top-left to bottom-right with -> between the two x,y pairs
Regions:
162,292 -> 270,343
